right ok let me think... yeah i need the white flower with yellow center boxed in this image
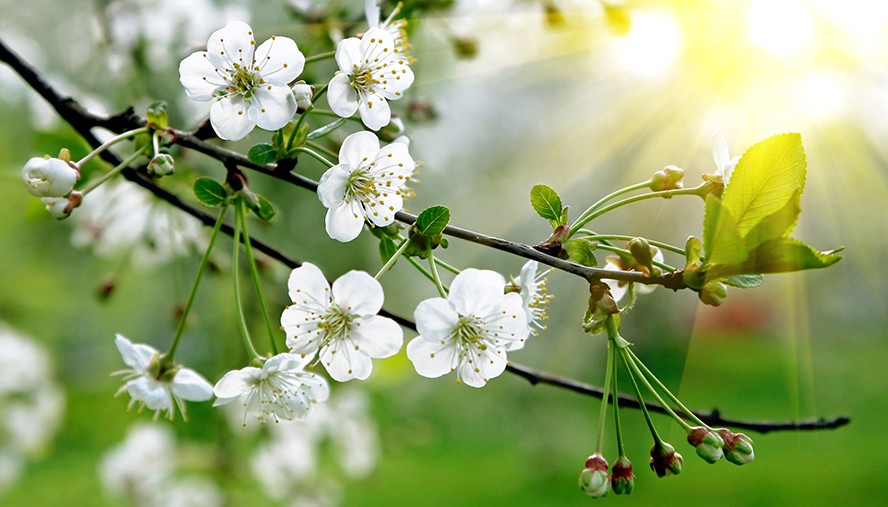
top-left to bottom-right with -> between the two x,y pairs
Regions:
365,0 -> 412,60
512,260 -> 553,337
317,131 -> 414,242
327,27 -> 414,131
212,353 -> 329,425
179,21 -> 305,140
407,269 -> 529,388
281,262 -> 403,382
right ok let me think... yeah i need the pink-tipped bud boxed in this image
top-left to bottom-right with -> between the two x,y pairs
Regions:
716,428 -> 755,465
610,456 -> 636,495
41,190 -> 82,220
687,427 -> 725,463
579,454 -> 609,498
147,153 -> 175,176
650,442 -> 683,477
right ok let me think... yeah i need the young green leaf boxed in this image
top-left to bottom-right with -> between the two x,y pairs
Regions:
723,133 -> 806,237
193,177 -> 227,207
742,188 -> 802,251
415,206 -> 450,235
307,118 -> 347,140
722,274 -> 763,288
146,101 -> 168,129
254,195 -> 276,221
247,144 -> 278,165
702,194 -> 747,266
530,184 -> 563,223
379,237 -> 398,263
708,238 -> 842,278
563,238 -> 598,267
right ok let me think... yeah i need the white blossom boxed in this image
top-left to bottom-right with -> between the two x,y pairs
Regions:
113,335 -> 214,421
512,260 -> 553,336
99,423 -> 175,504
317,131 -> 414,242
293,82 -> 313,110
327,27 -> 414,130
213,353 -> 330,424
712,128 -> 740,185
365,0 -> 412,58
179,21 -> 305,140
604,247 -> 665,303
406,269 -> 529,387
21,156 -> 79,198
282,262 -> 403,381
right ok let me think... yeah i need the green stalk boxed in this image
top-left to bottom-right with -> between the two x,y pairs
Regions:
292,147 -> 335,168
612,338 -> 626,457
617,346 -> 662,444
621,349 -> 692,432
306,141 -> 339,161
595,244 -> 676,272
576,232 -> 686,257
375,238 -> 411,280
628,348 -> 709,428
75,127 -> 150,167
570,181 -> 651,237
82,145 -> 150,195
286,108 -> 312,151
238,200 -> 280,355
232,202 -> 261,361
595,338 -> 615,455
164,206 -> 227,360
307,109 -> 364,123
427,248 -> 448,298
304,51 -> 335,64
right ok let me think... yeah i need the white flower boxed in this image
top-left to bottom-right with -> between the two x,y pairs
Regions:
317,131 -> 414,242
113,335 -> 214,421
513,260 -> 553,336
712,128 -> 740,185
406,269 -> 529,387
21,156 -> 79,197
99,423 -> 175,503
212,353 -> 330,424
604,248 -> 665,303
40,191 -> 82,220
365,0 -> 411,58
281,262 -> 403,381
327,27 -> 414,131
179,21 -> 305,140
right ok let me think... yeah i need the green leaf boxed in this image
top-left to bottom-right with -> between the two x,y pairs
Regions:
254,195 -> 276,221
723,133 -> 806,238
146,101 -> 168,129
248,144 -> 278,165
307,118 -> 347,140
415,206 -> 450,235
702,194 -> 747,266
530,185 -> 563,223
563,238 -> 598,267
742,188 -> 802,251
379,237 -> 398,263
193,177 -> 227,207
560,205 -> 570,225
708,238 -> 842,278
722,274 -> 763,288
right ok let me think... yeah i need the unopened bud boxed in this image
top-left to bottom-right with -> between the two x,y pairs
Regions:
22,156 -> 80,198
148,153 -> 175,176
628,237 -> 654,272
717,429 -> 755,465
610,456 -> 636,495
650,165 -> 684,192
699,280 -> 728,306
41,190 -> 82,219
687,427 -> 724,463
292,82 -> 313,112
58,148 -> 71,163
650,442 -> 683,477
579,454 -> 609,497
684,236 -> 702,270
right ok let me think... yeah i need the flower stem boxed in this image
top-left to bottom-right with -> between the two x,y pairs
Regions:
576,232 -> 687,257
306,141 -> 339,161
570,181 -> 651,237
612,338 -> 626,457
427,248 -> 448,298
595,337 -> 615,455
238,200 -> 280,355
291,147 -> 335,168
81,145 -> 150,195
304,51 -> 335,64
627,348 -> 710,428
434,257 -> 461,275
375,237 -> 412,280
569,183 -> 709,236
621,348 -> 693,432
286,107 -> 312,151
165,205 -> 227,360
75,127 -> 150,167
594,244 -> 676,272
307,109 -> 364,124
233,200 -> 262,361
152,131 -> 161,158
312,83 -> 329,102
617,346 -> 662,444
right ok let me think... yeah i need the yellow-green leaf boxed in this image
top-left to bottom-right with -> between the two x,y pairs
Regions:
702,194 -> 747,266
723,133 -> 806,238
743,188 -> 802,251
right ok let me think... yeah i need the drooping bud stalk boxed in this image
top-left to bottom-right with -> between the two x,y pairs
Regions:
687,426 -> 725,463
578,454 -> 609,498
610,456 -> 636,495
717,428 -> 755,465
649,165 -> 684,192
650,442 -> 683,477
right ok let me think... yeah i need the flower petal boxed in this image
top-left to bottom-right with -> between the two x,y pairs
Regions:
332,270 -> 384,316
169,368 -> 214,402
299,372 -> 330,403
127,377 -> 173,411
115,334 -> 158,373
206,21 -> 255,70
178,52 -> 227,101
287,262 -> 330,307
358,91 -> 391,131
712,128 -> 731,173
493,293 -> 530,351
335,37 -> 364,74
317,165 -> 350,209
249,83 -> 297,131
413,298 -> 459,342
327,73 -> 358,118
210,95 -> 255,141
319,344 -> 373,382
255,36 -> 305,84
339,131 -> 380,170
458,344 -> 508,388
352,315 -> 403,358
365,190 -> 401,227
374,142 -> 414,179
326,199 -> 365,242
212,367 -> 259,403
377,63 -> 414,100
406,336 -> 457,379
449,269 -> 506,317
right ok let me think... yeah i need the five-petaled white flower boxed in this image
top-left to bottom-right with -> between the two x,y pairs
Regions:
512,260 -> 553,336
213,353 -> 329,424
21,157 -> 79,198
604,247 -> 665,303
281,262 -> 403,382
113,335 -> 214,421
327,27 -> 414,131
406,269 -> 529,388
317,131 -> 414,242
365,0 -> 412,59
179,21 -> 305,141
712,128 -> 740,185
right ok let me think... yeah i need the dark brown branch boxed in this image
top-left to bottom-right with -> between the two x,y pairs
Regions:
0,37 -> 849,434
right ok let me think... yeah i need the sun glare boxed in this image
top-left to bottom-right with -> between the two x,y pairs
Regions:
795,72 -> 847,120
613,11 -> 682,77
748,0 -> 813,58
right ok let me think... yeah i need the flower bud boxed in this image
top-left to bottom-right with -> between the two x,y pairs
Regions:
292,82 -> 313,112
650,442 -> 683,477
699,280 -> 728,306
578,454 -> 609,498
610,456 -> 636,495
384,115 -> 406,136
717,428 -> 755,465
650,165 -> 684,192
22,156 -> 80,198
687,427 -> 724,463
41,191 -> 82,219
628,237 -> 654,273
147,153 -> 175,176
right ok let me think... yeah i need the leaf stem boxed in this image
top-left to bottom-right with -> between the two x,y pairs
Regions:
286,108 -> 312,151
595,337 -> 615,455
238,200 -> 280,355
82,145 -> 150,195
570,181 -> 651,237
577,232 -> 686,257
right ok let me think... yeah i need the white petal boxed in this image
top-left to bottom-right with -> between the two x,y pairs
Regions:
169,368 -> 214,402
494,293 -> 531,351
317,165 -> 350,209
249,83 -> 297,131
212,368 -> 259,402
374,142 -> 414,179
712,128 -> 731,173
335,37 -> 364,74
365,0 -> 381,27
377,64 -> 414,100
299,372 -> 330,403
449,269 -> 506,317
210,95 -> 255,141
206,21 -> 255,70
458,345 -> 507,388
286,262 -> 330,306
326,199 -> 365,242
352,315 -> 403,358
115,334 -> 157,373
282,310 -> 323,355
22,157 -> 79,198
723,156 -> 740,185
255,36 -> 305,84
332,270 -> 384,316
327,73 -> 358,118
178,52 -> 226,101
413,298 -> 459,342
360,27 -> 395,58
127,378 -> 172,411
406,337 -> 457,379
358,91 -> 390,131
366,191 -> 401,227
339,131 -> 380,170
320,345 -> 373,382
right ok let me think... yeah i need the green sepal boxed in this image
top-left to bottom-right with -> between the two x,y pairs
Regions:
563,238 -> 598,267
530,184 -> 564,226
248,144 -> 278,165
146,101 -> 169,129
193,177 -> 228,207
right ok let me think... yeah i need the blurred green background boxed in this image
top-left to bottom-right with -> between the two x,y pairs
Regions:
2,0 -> 888,505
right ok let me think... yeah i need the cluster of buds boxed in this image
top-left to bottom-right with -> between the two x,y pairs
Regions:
649,165 -> 684,192
583,280 -> 619,334
21,148 -> 83,219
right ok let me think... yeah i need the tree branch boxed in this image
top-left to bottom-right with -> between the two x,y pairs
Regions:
0,37 -> 849,434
